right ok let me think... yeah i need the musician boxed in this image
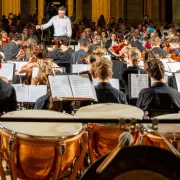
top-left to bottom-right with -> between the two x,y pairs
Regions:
105,33 -> 119,49
149,37 -> 169,57
36,6 -> 72,38
0,30 -> 10,47
0,33 -> 22,61
71,38 -> 90,64
88,34 -> 101,54
0,53 -> 17,113
95,57 -> 127,104
169,39 -> 180,55
136,58 -> 180,117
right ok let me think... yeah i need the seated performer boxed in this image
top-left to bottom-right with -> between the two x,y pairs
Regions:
88,34 -> 101,54
169,39 -> 180,55
149,37 -> 169,57
0,33 -> 22,61
0,53 -> 17,113
95,57 -> 127,104
136,58 -> 180,117
71,38 -> 90,64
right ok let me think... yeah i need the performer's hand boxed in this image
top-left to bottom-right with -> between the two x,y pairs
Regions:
36,25 -> 41,29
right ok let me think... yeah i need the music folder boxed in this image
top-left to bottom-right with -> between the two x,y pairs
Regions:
71,64 -> 89,73
0,63 -> 15,81
128,74 -> 149,99
12,84 -> 47,102
48,73 -> 97,101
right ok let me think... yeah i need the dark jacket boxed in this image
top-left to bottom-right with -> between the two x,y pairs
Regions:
71,49 -> 88,64
49,47 -> 74,64
0,79 -> 17,113
150,47 -> 169,57
88,44 -> 99,54
1,41 -> 21,61
136,82 -> 180,114
95,82 -> 127,104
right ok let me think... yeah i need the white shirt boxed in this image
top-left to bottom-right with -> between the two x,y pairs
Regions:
41,15 -> 72,37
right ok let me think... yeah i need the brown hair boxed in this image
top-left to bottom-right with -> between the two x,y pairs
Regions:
26,38 -> 38,60
95,57 -> 112,80
144,58 -> 164,80
149,37 -> 161,46
60,35 -> 71,46
128,47 -> 140,66
58,6 -> 66,11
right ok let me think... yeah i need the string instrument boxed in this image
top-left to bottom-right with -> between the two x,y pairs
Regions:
112,42 -> 126,54
1,37 -> 10,46
170,54 -> 180,61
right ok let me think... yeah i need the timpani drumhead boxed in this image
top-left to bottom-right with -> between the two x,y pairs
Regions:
1,110 -> 82,138
80,146 -> 180,180
145,113 -> 180,133
76,103 -> 143,119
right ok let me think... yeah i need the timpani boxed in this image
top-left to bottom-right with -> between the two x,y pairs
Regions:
0,110 -> 87,180
76,103 -> 144,163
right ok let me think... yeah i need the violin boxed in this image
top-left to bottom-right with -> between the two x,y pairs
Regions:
170,54 -> 180,61
112,42 -> 126,54
1,37 -> 10,46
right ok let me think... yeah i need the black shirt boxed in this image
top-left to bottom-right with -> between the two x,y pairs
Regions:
0,79 -> 17,113
136,82 -> 180,113
95,82 -> 127,104
171,47 -> 180,55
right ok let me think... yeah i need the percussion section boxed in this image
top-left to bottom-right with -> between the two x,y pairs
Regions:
76,103 -> 144,163
0,110 -> 88,180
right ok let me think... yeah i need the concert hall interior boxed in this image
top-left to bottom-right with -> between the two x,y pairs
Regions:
1,0 -> 180,180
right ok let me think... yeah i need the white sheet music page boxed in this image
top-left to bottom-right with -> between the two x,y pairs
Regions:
53,67 -> 65,73
12,84 -> 29,102
69,74 -> 96,99
48,75 -> 73,98
0,63 -> 14,81
130,74 -> 149,98
167,62 -> 180,72
28,85 -> 47,102
16,62 -> 27,76
71,64 -> 89,73
175,73 -> 180,93
32,67 -> 39,79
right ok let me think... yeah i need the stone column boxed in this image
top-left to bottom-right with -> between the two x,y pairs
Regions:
76,0 -> 82,22
172,0 -> 180,24
67,0 -> 74,17
0,0 -> 2,17
38,0 -> 44,24
151,0 -> 160,25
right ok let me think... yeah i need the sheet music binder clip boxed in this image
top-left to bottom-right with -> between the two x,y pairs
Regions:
151,118 -> 159,131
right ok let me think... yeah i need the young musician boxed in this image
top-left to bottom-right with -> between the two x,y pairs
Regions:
169,39 -> 180,55
88,34 -> 101,54
0,33 -> 22,61
71,38 -> 90,64
136,58 -> 180,117
0,53 -> 17,113
95,57 -> 127,104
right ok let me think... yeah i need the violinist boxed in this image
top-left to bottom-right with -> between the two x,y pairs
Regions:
169,39 -> 180,55
105,33 -> 118,49
0,33 -> 22,61
149,37 -> 169,57
71,38 -> 90,64
0,31 -> 10,47
88,34 -> 101,53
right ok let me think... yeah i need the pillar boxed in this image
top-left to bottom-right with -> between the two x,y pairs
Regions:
76,0 -> 82,21
29,0 -> 36,15
2,0 -> 21,17
116,0 -> 120,20
173,0 -> 180,24
147,0 -> 152,20
160,0 -> 166,23
67,0 -> 74,17
104,0 -> 110,23
38,0 -> 44,24
151,0 -> 160,24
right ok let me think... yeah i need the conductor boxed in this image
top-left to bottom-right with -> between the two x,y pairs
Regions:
36,6 -> 72,37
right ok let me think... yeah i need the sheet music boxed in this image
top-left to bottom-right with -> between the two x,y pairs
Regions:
174,73 -> 180,93
160,59 -> 170,72
32,67 -> 39,79
69,74 -> 96,99
167,62 -> 180,72
71,64 -> 89,73
0,63 -> 15,81
12,84 -> 29,102
104,55 -> 111,60
138,61 -> 144,68
129,74 -> 149,98
28,85 -> 47,102
93,78 -> 120,90
48,75 -> 73,98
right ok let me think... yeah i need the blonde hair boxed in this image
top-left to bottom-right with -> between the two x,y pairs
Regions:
128,47 -> 140,66
26,38 -> 38,60
95,57 -> 112,80
149,37 -> 161,46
